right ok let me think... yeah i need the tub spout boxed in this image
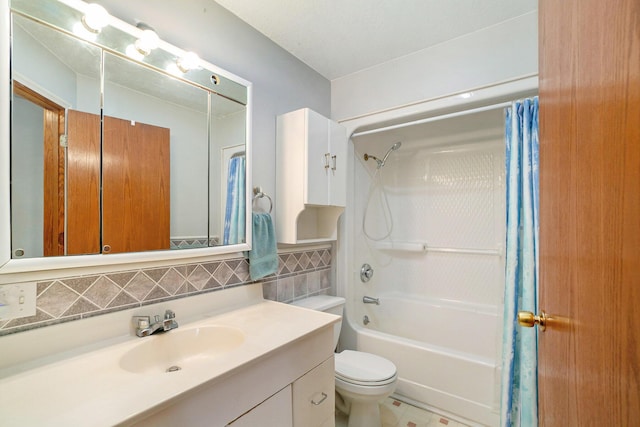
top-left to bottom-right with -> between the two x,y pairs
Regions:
363,296 -> 380,305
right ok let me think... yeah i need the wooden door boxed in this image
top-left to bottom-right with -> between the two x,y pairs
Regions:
66,110 -> 101,255
538,0 -> 640,424
13,81 -> 67,256
102,116 -> 170,254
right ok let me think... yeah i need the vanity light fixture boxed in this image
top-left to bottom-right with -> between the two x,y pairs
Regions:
81,3 -> 109,33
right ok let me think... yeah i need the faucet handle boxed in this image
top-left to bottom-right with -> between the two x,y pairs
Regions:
133,316 -> 150,329
164,309 -> 175,320
133,316 -> 151,337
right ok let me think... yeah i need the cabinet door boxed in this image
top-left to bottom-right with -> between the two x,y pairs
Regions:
66,110 -> 101,255
293,357 -> 335,427
227,385 -> 293,427
328,120 -> 347,207
304,109 -> 330,206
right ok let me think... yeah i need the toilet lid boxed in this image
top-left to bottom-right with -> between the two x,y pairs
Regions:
335,350 -> 397,384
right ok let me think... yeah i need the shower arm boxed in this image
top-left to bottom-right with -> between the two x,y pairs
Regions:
363,153 -> 383,168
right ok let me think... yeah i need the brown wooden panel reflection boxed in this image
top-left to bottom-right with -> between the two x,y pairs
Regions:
102,116 -> 170,254
66,109 -> 101,255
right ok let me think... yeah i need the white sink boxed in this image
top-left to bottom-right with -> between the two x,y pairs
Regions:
119,325 -> 245,374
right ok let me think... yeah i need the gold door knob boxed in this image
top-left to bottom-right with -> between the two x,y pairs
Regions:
517,310 -> 547,331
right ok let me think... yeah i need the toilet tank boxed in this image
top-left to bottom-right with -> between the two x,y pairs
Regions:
292,295 -> 345,350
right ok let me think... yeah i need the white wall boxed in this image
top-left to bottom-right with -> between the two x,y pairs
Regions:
12,24 -> 78,106
331,11 -> 537,121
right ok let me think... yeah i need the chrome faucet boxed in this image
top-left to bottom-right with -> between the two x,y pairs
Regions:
362,296 -> 380,305
133,309 -> 178,337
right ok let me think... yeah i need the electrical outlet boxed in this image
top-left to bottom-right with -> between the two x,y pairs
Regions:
0,282 -> 37,320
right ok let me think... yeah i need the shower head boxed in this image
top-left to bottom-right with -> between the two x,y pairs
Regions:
364,141 -> 402,169
380,141 -> 402,166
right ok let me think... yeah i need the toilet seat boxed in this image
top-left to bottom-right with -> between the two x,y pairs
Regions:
335,350 -> 397,386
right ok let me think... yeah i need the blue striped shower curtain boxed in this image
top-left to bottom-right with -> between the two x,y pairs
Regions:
223,155 -> 246,245
500,97 -> 539,427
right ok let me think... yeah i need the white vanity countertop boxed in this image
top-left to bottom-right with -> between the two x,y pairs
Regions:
0,300 -> 339,427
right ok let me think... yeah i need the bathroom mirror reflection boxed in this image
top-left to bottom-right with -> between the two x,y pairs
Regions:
8,0 -> 250,262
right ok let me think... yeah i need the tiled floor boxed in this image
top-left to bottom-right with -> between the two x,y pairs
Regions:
336,397 -> 469,427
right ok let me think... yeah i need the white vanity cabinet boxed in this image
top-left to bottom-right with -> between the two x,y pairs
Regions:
227,386 -> 293,427
293,356 -> 336,427
276,108 -> 347,244
228,356 -> 336,427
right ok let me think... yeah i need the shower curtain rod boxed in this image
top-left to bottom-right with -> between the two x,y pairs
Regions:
351,101 -> 512,138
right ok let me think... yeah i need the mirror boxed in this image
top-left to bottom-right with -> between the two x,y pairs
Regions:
6,0 -> 251,268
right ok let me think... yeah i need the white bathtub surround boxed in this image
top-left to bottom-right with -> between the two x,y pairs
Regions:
342,100 -> 509,426
0,283 -> 339,426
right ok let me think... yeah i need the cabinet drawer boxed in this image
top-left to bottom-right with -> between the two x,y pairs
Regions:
293,356 -> 335,427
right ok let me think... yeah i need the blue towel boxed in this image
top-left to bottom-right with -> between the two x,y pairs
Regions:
248,213 -> 278,280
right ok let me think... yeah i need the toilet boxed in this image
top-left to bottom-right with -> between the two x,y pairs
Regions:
292,295 -> 397,427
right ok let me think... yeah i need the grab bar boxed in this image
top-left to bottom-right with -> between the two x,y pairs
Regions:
363,296 -> 380,305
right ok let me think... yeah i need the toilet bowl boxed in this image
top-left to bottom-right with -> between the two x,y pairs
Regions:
292,295 -> 398,427
334,349 -> 398,427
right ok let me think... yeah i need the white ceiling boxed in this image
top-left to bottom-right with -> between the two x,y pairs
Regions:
213,0 -> 537,80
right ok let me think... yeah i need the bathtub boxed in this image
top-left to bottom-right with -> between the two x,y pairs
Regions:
353,293 -> 501,426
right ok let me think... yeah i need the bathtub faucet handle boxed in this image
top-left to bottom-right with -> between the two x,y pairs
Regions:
360,264 -> 374,282
363,296 -> 380,305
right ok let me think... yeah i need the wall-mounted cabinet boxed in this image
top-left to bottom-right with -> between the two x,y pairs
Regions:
276,108 -> 346,244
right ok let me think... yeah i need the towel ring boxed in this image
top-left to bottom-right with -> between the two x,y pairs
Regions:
252,187 -> 273,214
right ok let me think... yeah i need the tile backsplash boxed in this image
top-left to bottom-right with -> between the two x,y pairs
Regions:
169,237 -> 220,250
0,246 -> 332,336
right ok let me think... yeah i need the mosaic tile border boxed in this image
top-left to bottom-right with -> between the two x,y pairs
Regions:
169,237 -> 220,250
0,248 -> 332,336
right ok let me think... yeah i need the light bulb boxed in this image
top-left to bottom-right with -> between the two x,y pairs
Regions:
166,63 -> 182,76
73,22 -> 97,41
82,3 -> 109,33
134,29 -> 160,55
126,44 -> 145,61
176,52 -> 200,73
